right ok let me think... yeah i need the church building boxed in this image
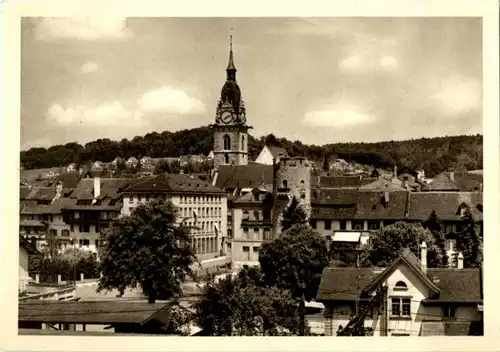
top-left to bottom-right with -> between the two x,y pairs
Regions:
212,36 -> 251,169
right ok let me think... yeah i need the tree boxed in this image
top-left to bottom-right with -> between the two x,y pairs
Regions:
97,199 -> 197,303
154,159 -> 171,174
280,197 -> 308,231
322,156 -> 330,172
423,210 -> 448,267
170,160 -> 181,174
259,225 -> 329,301
361,222 -> 442,268
194,266 -> 307,336
456,208 -> 482,268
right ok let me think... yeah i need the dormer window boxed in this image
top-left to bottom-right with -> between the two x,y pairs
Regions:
394,281 -> 408,291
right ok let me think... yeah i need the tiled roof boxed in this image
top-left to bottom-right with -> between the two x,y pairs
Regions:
233,188 -> 273,204
267,145 -> 288,158
19,301 -> 171,325
25,187 -> 56,201
215,164 -> 274,190
317,250 -> 482,304
311,189 -> 358,205
20,237 -> 40,254
20,219 -> 46,227
355,191 -> 409,220
72,178 -> 131,201
427,171 -> 483,192
408,192 -> 483,221
20,204 -> 54,215
427,173 -> 459,191
316,268 -> 380,301
55,172 -> 80,188
426,269 -> 482,302
359,178 -> 406,191
311,205 -> 357,220
317,176 -> 365,189
20,187 -> 32,200
124,174 -> 225,194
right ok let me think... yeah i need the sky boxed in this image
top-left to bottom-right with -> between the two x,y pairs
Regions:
20,17 -> 482,150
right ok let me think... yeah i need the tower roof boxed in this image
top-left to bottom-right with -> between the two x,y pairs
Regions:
227,34 -> 236,71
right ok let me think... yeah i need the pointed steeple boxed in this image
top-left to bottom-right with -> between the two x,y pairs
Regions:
226,34 -> 237,80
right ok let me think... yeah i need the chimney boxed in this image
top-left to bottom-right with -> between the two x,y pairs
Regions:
384,191 -> 390,207
450,171 -> 455,182
94,177 -> 101,199
393,165 -> 398,179
457,252 -> 464,269
420,241 -> 427,273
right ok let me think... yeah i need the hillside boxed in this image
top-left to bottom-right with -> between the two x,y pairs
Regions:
20,127 -> 482,177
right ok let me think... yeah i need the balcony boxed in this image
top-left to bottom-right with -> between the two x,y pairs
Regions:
241,218 -> 272,226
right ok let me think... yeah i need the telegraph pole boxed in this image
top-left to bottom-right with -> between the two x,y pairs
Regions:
299,291 -> 305,336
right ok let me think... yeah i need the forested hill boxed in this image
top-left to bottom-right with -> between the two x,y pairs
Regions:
20,126 -> 482,177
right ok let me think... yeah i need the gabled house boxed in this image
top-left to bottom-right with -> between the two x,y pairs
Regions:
255,145 -> 288,165
126,157 -> 139,168
66,163 -> 78,173
316,246 -> 483,336
19,237 -> 40,293
426,171 -> 483,192
140,156 -> 154,170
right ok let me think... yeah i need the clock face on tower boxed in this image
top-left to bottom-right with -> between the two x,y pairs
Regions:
221,111 -> 233,124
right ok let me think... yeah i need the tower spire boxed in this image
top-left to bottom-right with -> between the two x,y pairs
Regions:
226,31 -> 236,77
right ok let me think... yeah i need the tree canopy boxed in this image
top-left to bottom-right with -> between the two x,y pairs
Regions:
21,128 -> 482,178
98,199 -> 196,303
194,266 -> 307,336
258,224 -> 330,301
423,210 -> 448,267
457,208 -> 482,268
360,222 -> 443,268
280,196 -> 308,232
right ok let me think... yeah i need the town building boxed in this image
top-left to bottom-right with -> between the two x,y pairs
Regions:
60,177 -> 131,255
120,174 -> 228,262
310,188 -> 483,266
316,245 -> 483,336
212,36 -> 251,169
426,171 -> 483,192
19,237 -> 39,293
254,145 -> 288,165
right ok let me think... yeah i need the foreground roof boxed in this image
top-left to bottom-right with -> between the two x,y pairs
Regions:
215,164 -> 274,190
316,250 -> 482,304
19,301 -> 171,325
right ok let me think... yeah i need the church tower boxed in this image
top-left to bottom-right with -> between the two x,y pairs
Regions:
213,35 -> 251,169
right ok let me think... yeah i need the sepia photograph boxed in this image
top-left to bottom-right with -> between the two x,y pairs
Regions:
2,1 -> 499,350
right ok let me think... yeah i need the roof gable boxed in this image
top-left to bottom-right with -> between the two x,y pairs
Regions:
427,173 -> 459,191
215,164 -> 273,190
363,249 -> 440,295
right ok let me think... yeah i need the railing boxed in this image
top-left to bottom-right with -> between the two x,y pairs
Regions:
19,286 -> 77,301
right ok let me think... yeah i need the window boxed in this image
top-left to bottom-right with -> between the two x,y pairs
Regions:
368,220 -> 380,230
394,281 -> 408,291
443,306 -> 456,319
62,230 -> 70,237
243,227 -> 249,233
264,228 -> 272,240
300,192 -> 306,199
340,220 -> 347,230
224,154 -> 229,164
223,134 -> 231,150
254,227 -> 259,233
309,219 -> 317,229
241,135 -> 245,150
282,180 -> 288,189
79,239 -> 90,247
243,211 -> 249,220
253,246 -> 260,254
324,220 -> 332,230
300,180 -> 305,186
82,223 -> 90,233
243,246 -> 250,260
95,239 -> 99,247
445,239 -> 457,251
353,220 -> 364,230
391,298 -> 411,317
